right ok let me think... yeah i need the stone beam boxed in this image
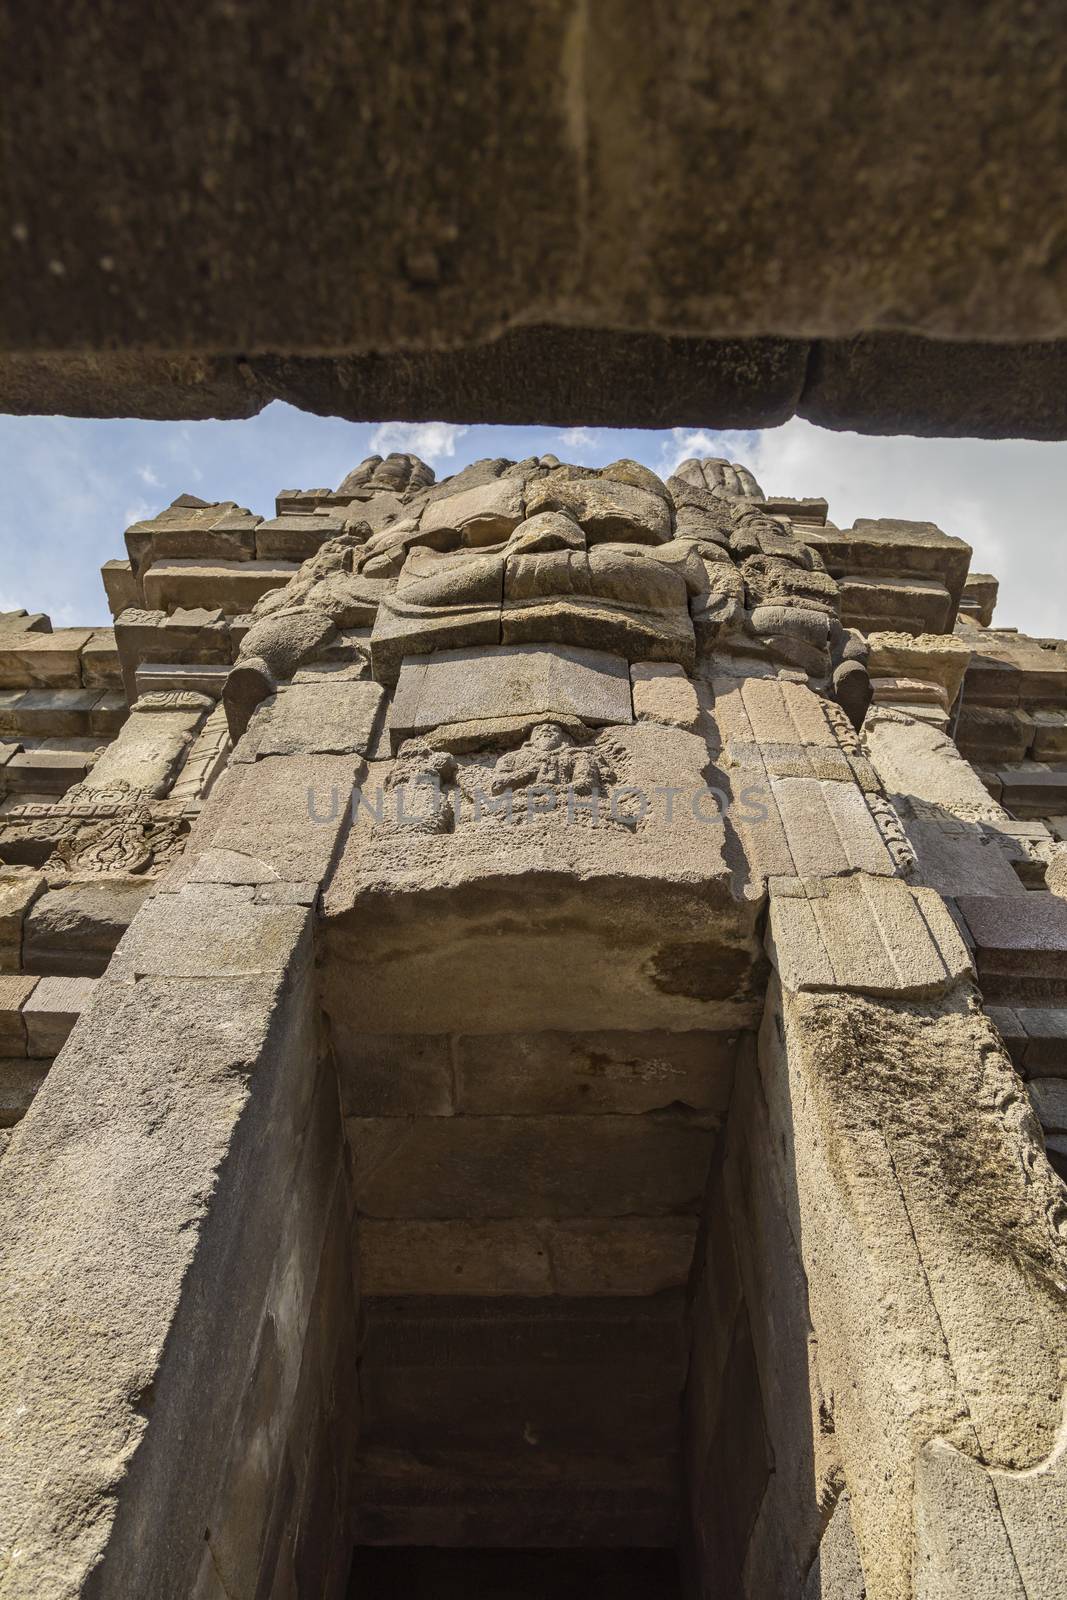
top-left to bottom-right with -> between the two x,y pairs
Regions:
2,4 -> 1067,437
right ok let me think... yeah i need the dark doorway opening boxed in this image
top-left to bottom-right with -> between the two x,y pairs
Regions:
348,1547 -> 683,1599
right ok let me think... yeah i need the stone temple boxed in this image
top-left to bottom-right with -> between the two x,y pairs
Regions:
0,450 -> 1065,1599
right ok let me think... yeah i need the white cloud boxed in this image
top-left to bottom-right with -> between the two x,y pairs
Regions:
658,426 -> 754,477
740,420 -> 1067,639
368,421 -> 470,464
137,464 -> 161,486
122,497 -> 153,527
558,427 -> 598,449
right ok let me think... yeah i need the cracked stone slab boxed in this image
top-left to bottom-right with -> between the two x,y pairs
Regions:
388,644 -> 632,751
766,872 -> 974,996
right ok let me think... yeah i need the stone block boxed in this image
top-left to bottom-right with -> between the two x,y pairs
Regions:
0,974 -> 38,1053
142,558 -> 297,615
3,748 -> 93,794
709,674 -> 839,749
767,873 -> 974,997
865,632 -> 971,704
885,701 -> 951,730
358,1219 -> 552,1296
870,675 -> 949,708
0,612 -> 50,634
838,574 -> 954,635
133,662 -> 230,699
420,477 -> 526,545
325,722 -> 763,1036
356,1216 -> 698,1298
0,688 -> 102,737
0,868 -> 45,968
179,752 -> 362,887
254,511 -> 346,561
1030,711 -> 1067,762
453,1030 -> 736,1116
252,681 -> 385,757
630,661 -> 701,729
963,652 -> 1023,706
80,696 -> 207,798
347,1112 -> 717,1218
22,974 -> 96,1056
962,573 -> 999,627
903,816 -> 1028,899
955,705 -> 1035,764
359,1293 -> 686,1456
0,691 -> 24,735
547,1216 -> 699,1297
370,594 -> 501,688
351,1445 -> 677,1549
802,519 -> 971,612
101,559 -> 139,617
80,630 -> 123,689
985,1004 -> 1027,1068
88,691 -> 127,738
996,762 -> 1067,815
388,644 -> 632,750
524,476 -> 672,545
333,1032 -> 454,1117
0,629 -> 93,689
0,1057 -> 49,1126
125,501 -> 260,572
1015,1008 -> 1067,1076
766,776 -> 896,878
108,885 -> 310,982
862,707 -> 1005,818
1028,1077 -> 1067,1134
23,879 -> 154,977
957,894 -> 1067,999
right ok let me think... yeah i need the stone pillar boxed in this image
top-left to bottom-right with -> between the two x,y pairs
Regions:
0,709 -> 376,1596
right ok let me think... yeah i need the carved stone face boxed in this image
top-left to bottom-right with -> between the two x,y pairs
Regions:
372,507 -> 702,675
527,723 -> 569,753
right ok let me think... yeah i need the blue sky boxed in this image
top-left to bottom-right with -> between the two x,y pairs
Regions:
1,406 -> 1065,637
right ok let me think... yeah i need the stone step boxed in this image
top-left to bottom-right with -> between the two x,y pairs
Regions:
360,1294 -> 685,1458
80,630 -> 122,690
346,1112 -> 720,1221
141,558 -> 297,615
133,662 -> 231,700
833,574 -> 953,636
0,1057 -> 51,1127
955,705 -> 1035,764
22,879 -> 152,977
1027,1077 -> 1067,1183
123,500 -> 261,576
995,762 -> 1067,816
957,894 -> 1067,1003
0,747 -> 96,796
254,510 -> 348,560
0,688 -> 122,740
986,1005 -> 1067,1075
0,629 -> 95,691
351,1444 -> 678,1548
357,1217 -> 700,1299
0,973 -> 95,1057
